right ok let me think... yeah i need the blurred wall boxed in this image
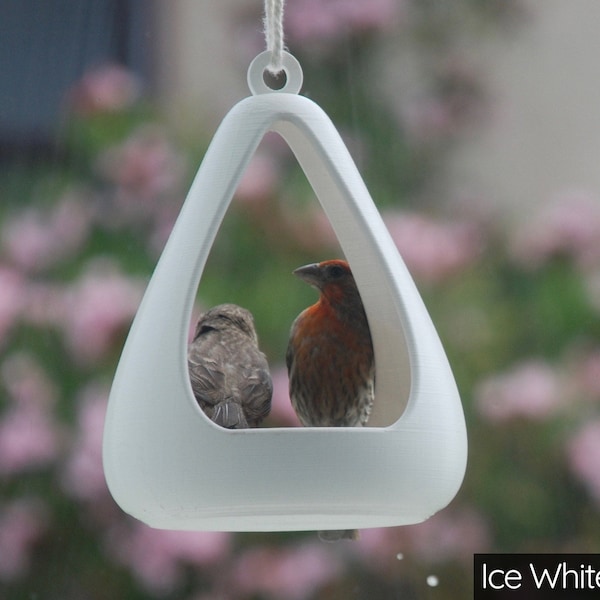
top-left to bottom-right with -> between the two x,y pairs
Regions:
154,0 -> 257,132
443,0 -> 600,211
153,1 -> 600,212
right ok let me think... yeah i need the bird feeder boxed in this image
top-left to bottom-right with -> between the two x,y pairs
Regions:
102,51 -> 468,533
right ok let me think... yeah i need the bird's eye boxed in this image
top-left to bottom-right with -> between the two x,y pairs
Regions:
328,264 -> 346,278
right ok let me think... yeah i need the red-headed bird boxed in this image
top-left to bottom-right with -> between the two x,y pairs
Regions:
286,259 -> 375,541
188,303 -> 272,429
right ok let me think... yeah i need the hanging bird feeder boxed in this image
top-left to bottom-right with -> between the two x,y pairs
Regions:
102,11 -> 467,534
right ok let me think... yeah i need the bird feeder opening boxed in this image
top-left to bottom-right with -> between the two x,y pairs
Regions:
187,151 -> 411,430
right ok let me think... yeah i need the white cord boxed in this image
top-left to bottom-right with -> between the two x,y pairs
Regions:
264,0 -> 286,74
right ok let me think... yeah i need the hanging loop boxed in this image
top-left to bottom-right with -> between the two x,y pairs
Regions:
247,50 -> 303,95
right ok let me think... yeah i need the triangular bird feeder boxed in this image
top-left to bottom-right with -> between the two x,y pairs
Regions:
102,51 -> 468,533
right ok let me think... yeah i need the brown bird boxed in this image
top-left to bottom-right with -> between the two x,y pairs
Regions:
188,303 -> 272,429
286,259 -> 375,542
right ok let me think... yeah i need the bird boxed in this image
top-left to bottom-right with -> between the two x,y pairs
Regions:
188,303 -> 272,429
286,259 -> 375,542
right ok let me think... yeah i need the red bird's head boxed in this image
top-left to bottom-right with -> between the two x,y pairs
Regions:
293,259 -> 365,318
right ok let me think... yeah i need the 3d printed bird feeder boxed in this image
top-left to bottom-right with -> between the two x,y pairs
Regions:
102,51 -> 468,533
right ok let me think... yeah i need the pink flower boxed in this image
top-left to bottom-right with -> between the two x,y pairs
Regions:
108,523 -> 231,594
97,126 -> 185,202
572,348 -> 600,401
2,195 -> 91,273
509,189 -> 600,269
3,211 -> 52,271
232,543 -> 341,599
22,282 -> 67,328
566,420 -> 600,505
475,360 -> 564,423
401,97 -> 457,144
278,206 -> 339,253
268,366 -> 302,427
60,260 -> 144,364
235,153 -> 279,205
286,0 -> 404,45
403,508 -> 491,564
562,344 -> 600,404
1,352 -> 58,410
0,498 -> 48,580
0,354 -> 61,475
0,266 -> 25,344
68,63 -> 141,115
393,57 -> 485,146
352,509 -> 490,571
351,527 -> 406,573
0,406 -> 61,475
147,208 -> 178,257
61,384 -> 110,502
384,210 -> 482,283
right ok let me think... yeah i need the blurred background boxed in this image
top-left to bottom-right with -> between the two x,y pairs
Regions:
2,0 -> 600,598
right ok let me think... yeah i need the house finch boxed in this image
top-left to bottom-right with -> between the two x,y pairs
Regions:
286,259 -> 375,542
188,303 -> 272,428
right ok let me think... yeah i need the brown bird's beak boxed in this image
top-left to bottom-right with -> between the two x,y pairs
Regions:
293,263 -> 322,287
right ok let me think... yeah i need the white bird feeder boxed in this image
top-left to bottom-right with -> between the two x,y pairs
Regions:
102,51 -> 468,533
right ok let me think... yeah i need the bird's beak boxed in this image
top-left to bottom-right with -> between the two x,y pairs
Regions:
293,263 -> 321,287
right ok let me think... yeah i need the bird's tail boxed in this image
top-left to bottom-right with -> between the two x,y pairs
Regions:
213,401 -> 249,429
318,529 -> 359,543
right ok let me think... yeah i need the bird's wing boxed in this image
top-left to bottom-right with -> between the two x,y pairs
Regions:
239,365 -> 273,426
188,354 -> 226,408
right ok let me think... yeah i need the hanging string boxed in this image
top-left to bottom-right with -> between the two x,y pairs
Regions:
263,0 -> 286,74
